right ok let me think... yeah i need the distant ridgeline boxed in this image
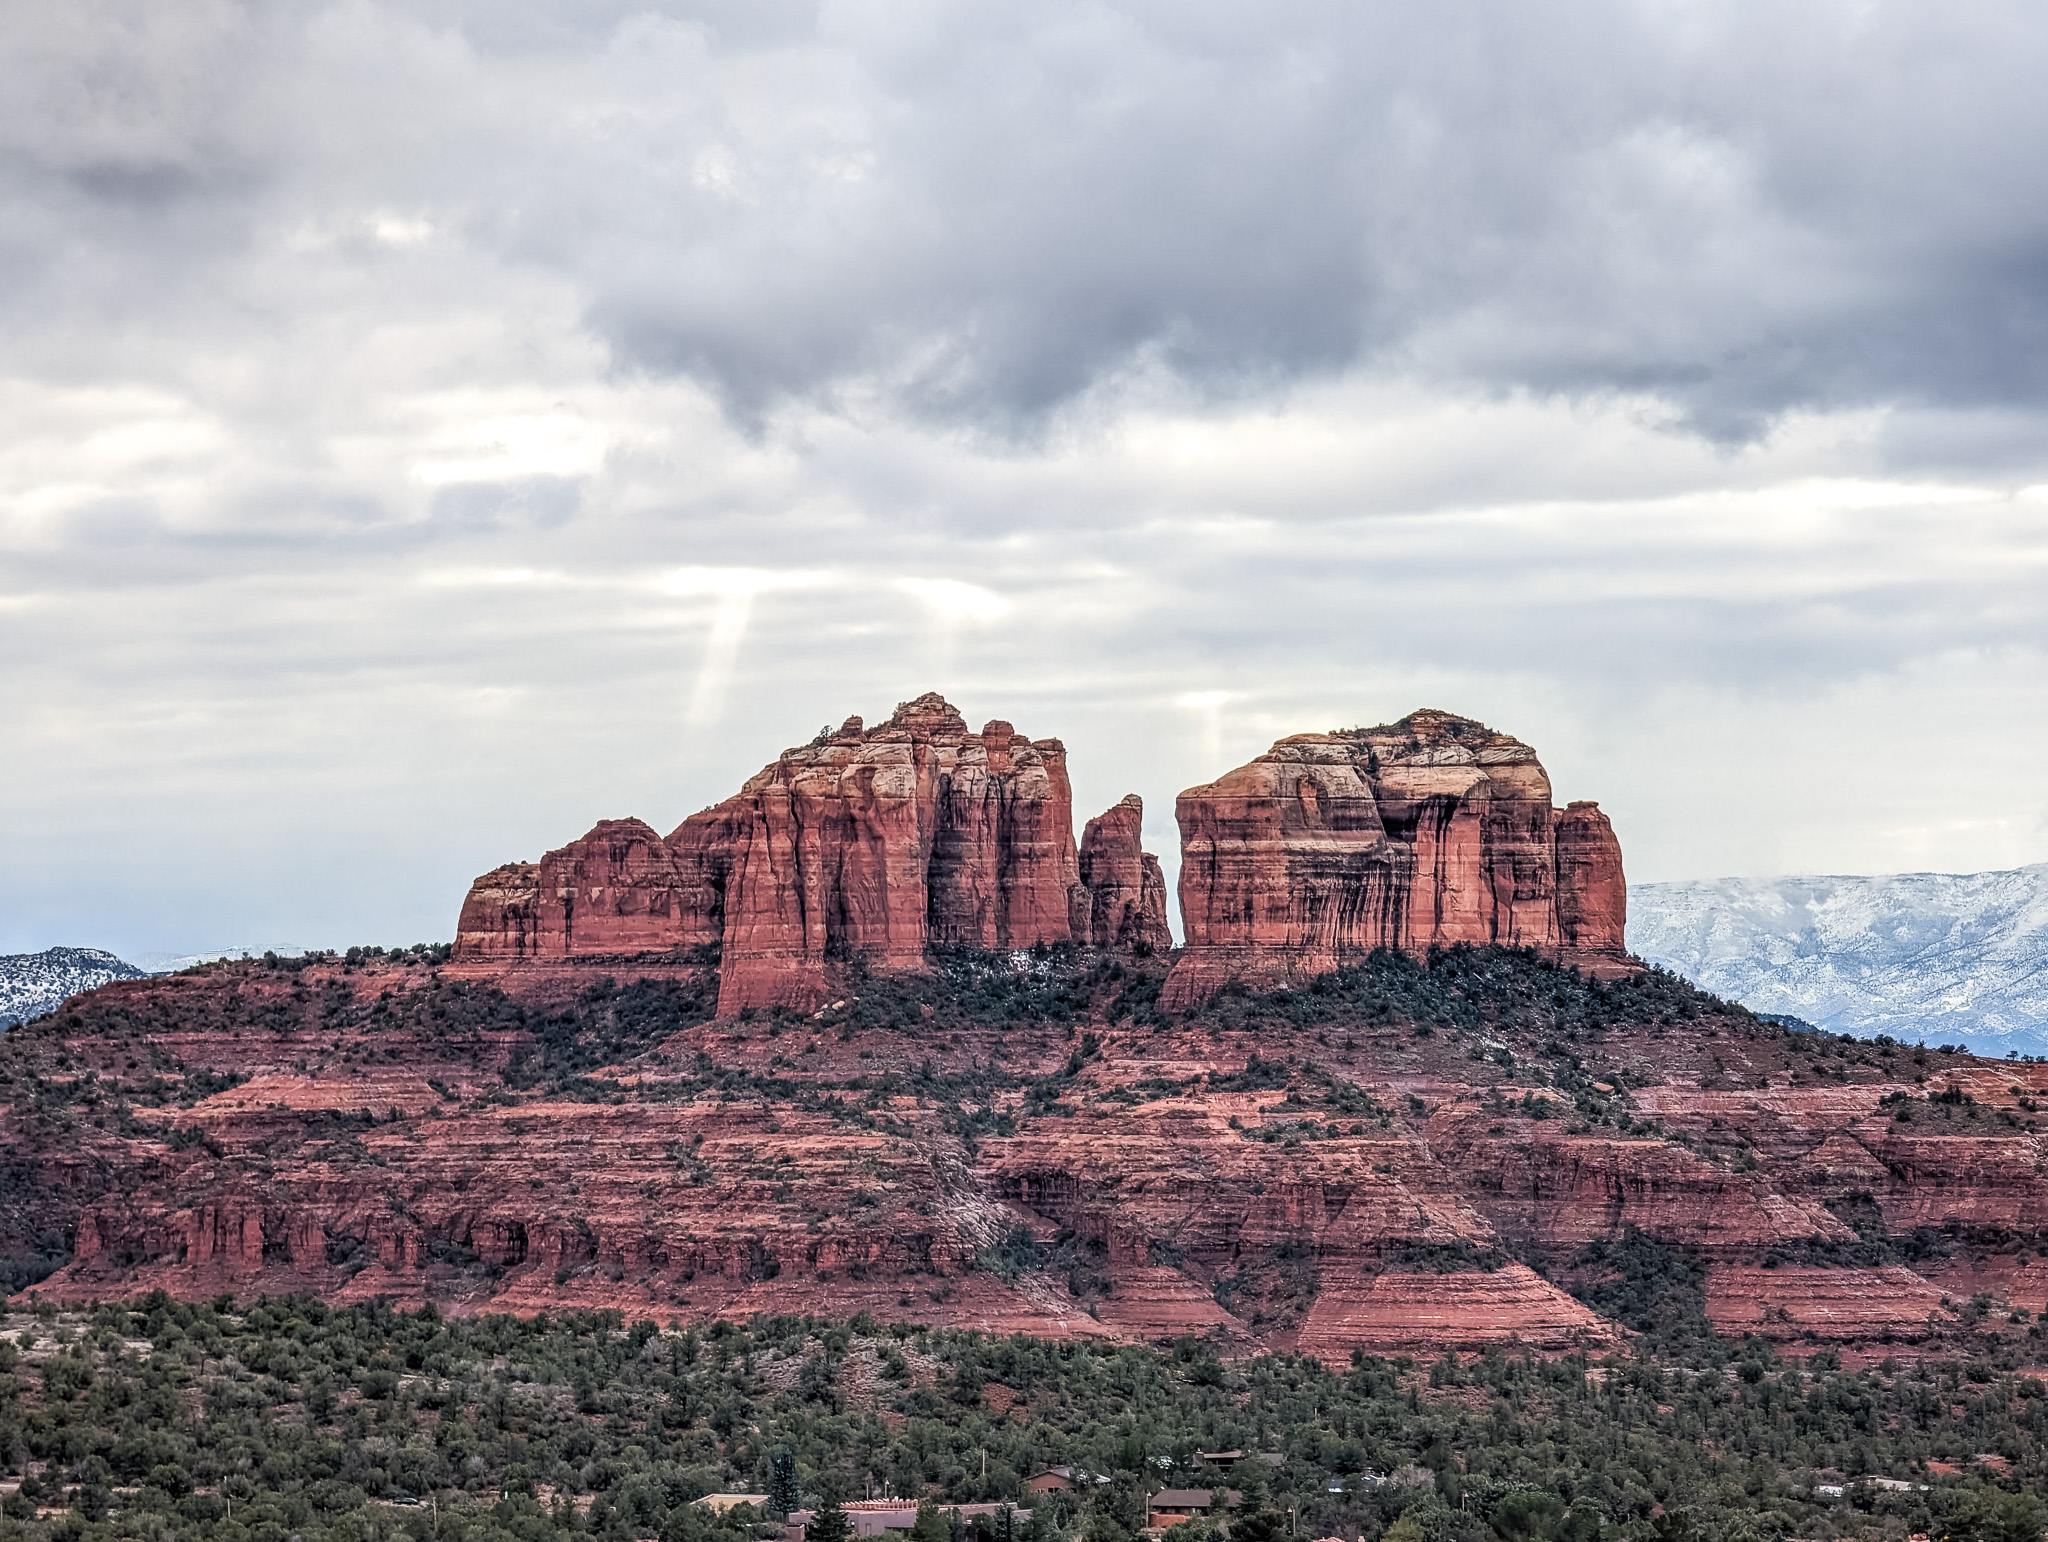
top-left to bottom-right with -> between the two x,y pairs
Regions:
1631,864 -> 2048,1057
0,947 -> 143,1028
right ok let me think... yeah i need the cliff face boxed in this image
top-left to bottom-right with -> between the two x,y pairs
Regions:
457,702 -> 1618,1017
700,697 -> 1087,1014
454,695 -> 1168,1015
452,863 -> 542,957
1165,710 -> 1627,1006
1553,801 -> 1629,964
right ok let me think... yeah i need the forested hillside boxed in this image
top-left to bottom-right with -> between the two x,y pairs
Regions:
1,1297 -> 2045,1542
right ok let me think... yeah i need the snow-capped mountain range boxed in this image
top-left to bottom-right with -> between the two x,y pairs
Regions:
1628,861 -> 2048,1056
0,947 -> 146,1028
131,946 -> 310,974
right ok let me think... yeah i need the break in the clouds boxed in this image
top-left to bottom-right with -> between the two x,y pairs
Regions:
4,1 -> 2048,957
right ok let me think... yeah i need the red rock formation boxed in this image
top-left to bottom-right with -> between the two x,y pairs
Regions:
1370,710 -> 1559,950
33,701 -> 2004,1358
1165,710 -> 1630,1006
454,863 -> 542,956
1092,1265 -> 1256,1347
701,698 -> 1089,1013
1704,1265 -> 1952,1345
1296,1263 -> 1624,1362
1554,801 -> 1628,963
456,820 -> 721,961
546,818 -> 714,957
453,695 -> 1169,1016
15,950 -> 2048,1360
1076,796 -> 1173,953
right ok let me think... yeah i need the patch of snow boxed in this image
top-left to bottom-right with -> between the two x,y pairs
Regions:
1628,862 -> 2048,1054
0,947 -> 147,1028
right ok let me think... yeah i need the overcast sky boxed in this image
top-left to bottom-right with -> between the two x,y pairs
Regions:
6,0 -> 2048,959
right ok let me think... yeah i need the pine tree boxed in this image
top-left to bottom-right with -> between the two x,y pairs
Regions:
808,1497 -> 852,1542
911,1498 -> 953,1542
769,1449 -> 802,1518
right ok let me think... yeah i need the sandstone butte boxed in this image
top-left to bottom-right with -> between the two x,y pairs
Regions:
1164,709 -> 1627,1008
7,693 -> 2048,1371
454,694 -> 1173,1017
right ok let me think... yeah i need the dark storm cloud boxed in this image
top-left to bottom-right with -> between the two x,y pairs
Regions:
7,1 -> 2048,438
515,0 -> 2048,435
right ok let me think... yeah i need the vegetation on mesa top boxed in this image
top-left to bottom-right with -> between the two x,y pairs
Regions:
4,941 -> 2026,1185
4,940 -> 1903,1131
44,937 -> 2033,1077
0,1297 -> 2046,1542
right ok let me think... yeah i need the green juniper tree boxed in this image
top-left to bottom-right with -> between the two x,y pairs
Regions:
806,1497 -> 851,1542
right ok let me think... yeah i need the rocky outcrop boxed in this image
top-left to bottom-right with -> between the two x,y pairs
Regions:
454,864 -> 543,957
455,818 -> 728,961
702,697 -> 1087,1014
1296,1263 -> 1625,1361
454,695 -> 1169,1015
1076,796 -> 1173,954
1704,1264 -> 1953,1345
459,701 -> 1620,1015
1553,801 -> 1628,963
14,946 -> 2048,1361
1164,710 -> 1629,1006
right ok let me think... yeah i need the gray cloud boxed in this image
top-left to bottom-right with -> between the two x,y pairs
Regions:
6,1 -> 2048,959
6,3 -> 2048,436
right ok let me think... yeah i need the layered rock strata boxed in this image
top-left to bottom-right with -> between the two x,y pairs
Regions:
455,695 -> 1171,1015
1164,709 -> 1628,1006
15,951 -> 2048,1363
1295,1264 -> 1624,1360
